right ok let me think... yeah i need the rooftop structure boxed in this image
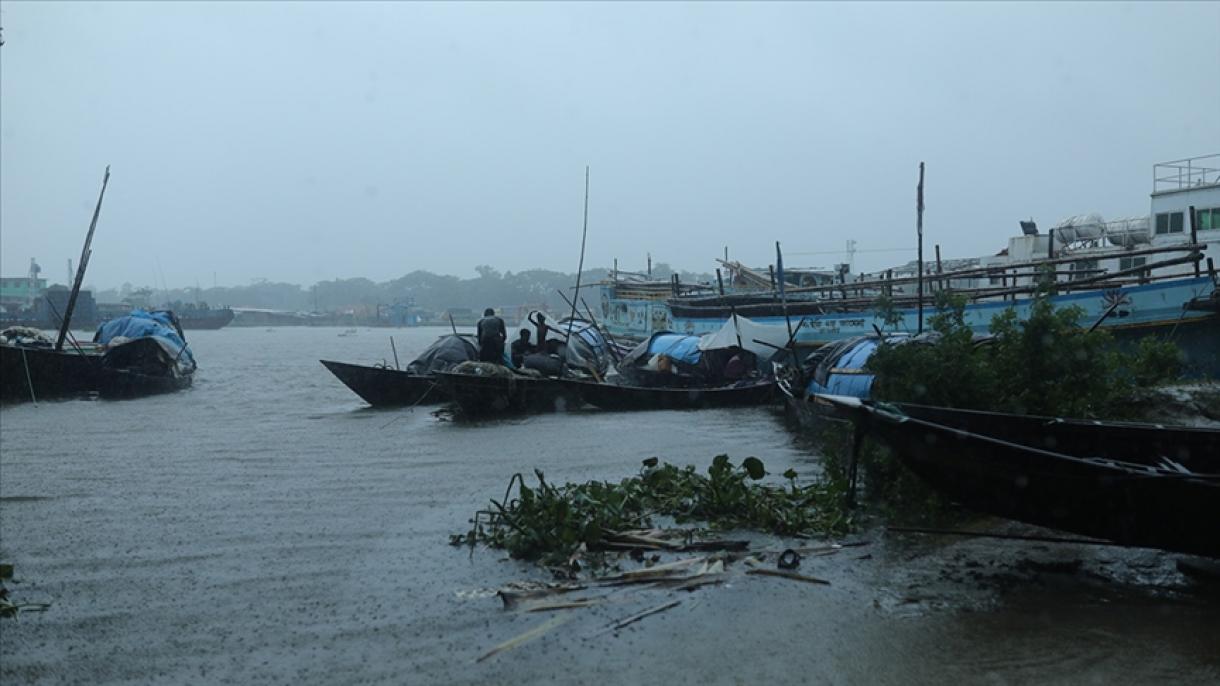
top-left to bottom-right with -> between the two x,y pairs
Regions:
1153,153 -> 1220,194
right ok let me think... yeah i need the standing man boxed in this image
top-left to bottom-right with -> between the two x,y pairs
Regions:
476,308 -> 507,364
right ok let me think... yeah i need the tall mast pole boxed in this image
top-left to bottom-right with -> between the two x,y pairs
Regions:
56,166 -> 111,351
916,162 -> 925,335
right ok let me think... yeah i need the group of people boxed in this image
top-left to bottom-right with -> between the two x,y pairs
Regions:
475,308 -> 555,367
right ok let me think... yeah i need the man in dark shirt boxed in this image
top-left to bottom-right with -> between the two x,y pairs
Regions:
510,329 -> 533,367
476,308 -> 507,364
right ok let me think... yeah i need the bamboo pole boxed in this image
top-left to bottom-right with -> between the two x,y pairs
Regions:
563,167 -> 591,370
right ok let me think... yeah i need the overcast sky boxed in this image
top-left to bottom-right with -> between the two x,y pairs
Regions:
2,2 -> 1217,289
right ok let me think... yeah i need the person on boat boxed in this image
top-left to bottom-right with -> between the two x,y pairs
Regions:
723,350 -> 748,382
530,313 -> 551,354
476,308 -> 507,364
510,329 -> 534,367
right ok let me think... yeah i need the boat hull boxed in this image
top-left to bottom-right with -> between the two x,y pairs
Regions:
178,309 -> 235,330
1,344 -> 102,402
434,371 -> 580,416
320,360 -> 445,407
567,378 -> 776,411
97,368 -> 193,399
823,396 -> 1220,558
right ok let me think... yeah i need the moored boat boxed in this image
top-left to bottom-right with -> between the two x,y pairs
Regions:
93,309 -> 196,399
436,315 -> 610,417
320,333 -> 478,407
819,394 -> 1220,558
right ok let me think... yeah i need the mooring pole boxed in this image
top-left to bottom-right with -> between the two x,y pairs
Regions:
1190,205 -> 1200,278
716,268 -> 725,296
916,162 -> 925,335
935,243 -> 943,292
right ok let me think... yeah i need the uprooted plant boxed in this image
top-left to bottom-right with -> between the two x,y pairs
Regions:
452,455 -> 853,566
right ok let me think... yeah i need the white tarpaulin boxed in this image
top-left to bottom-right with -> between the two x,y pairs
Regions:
697,315 -> 791,358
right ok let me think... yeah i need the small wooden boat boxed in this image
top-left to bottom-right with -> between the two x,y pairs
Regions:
319,360 -> 443,407
567,377 -> 776,411
434,369 -> 581,416
818,394 -> 1220,558
322,333 -> 478,407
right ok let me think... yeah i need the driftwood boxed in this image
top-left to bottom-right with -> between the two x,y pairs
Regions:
745,568 -> 831,585
476,615 -> 571,662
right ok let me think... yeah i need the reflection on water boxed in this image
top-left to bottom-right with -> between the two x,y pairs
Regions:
1,327 -> 1217,684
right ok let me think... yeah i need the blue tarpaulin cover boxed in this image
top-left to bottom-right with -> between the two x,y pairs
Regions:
95,310 -> 194,366
646,333 -> 703,365
806,337 -> 879,399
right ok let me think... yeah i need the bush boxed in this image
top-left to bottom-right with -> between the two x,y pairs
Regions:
841,290 -> 1184,514
867,291 -> 1182,418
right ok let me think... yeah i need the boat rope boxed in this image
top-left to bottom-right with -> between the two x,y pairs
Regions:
20,347 -> 37,404
379,382 -> 440,430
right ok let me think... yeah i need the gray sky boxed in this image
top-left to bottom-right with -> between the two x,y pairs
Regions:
2,1 -> 1217,289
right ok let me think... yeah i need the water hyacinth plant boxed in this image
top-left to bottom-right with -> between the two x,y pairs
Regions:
453,456 -> 852,565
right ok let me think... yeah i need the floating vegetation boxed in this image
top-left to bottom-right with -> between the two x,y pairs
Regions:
452,455 -> 853,566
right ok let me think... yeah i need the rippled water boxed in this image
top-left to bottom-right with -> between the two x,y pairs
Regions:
2,327 -> 1217,684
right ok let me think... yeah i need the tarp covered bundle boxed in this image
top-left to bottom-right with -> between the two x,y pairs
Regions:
95,310 -> 194,368
406,334 -> 480,375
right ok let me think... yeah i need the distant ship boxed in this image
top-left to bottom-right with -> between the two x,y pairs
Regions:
174,303 -> 235,330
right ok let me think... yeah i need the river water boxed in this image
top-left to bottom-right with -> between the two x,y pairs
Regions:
1,326 -> 1217,684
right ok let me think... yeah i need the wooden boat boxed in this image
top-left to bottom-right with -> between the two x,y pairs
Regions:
321,333 -> 478,407
567,377 -> 776,411
434,370 -> 581,416
319,360 -> 443,407
818,394 -> 1220,558
0,336 -> 103,402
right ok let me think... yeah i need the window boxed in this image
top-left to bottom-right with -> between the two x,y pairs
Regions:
1119,256 -> 1146,271
1196,207 -> 1220,232
1070,260 -> 1099,281
1155,211 -> 1184,234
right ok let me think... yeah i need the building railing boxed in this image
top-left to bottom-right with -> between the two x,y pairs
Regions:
1154,153 -> 1220,192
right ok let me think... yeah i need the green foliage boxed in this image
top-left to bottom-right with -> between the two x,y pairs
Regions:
1128,336 -> 1185,388
851,290 -> 1184,513
872,294 -> 903,330
867,291 -> 1182,417
868,291 -> 998,409
454,456 -> 851,565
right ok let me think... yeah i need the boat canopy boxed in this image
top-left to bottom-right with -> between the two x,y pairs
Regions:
553,318 -> 612,376
406,334 -> 479,375
95,310 -> 194,366
698,315 -> 791,359
805,336 -> 881,399
620,332 -> 704,368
